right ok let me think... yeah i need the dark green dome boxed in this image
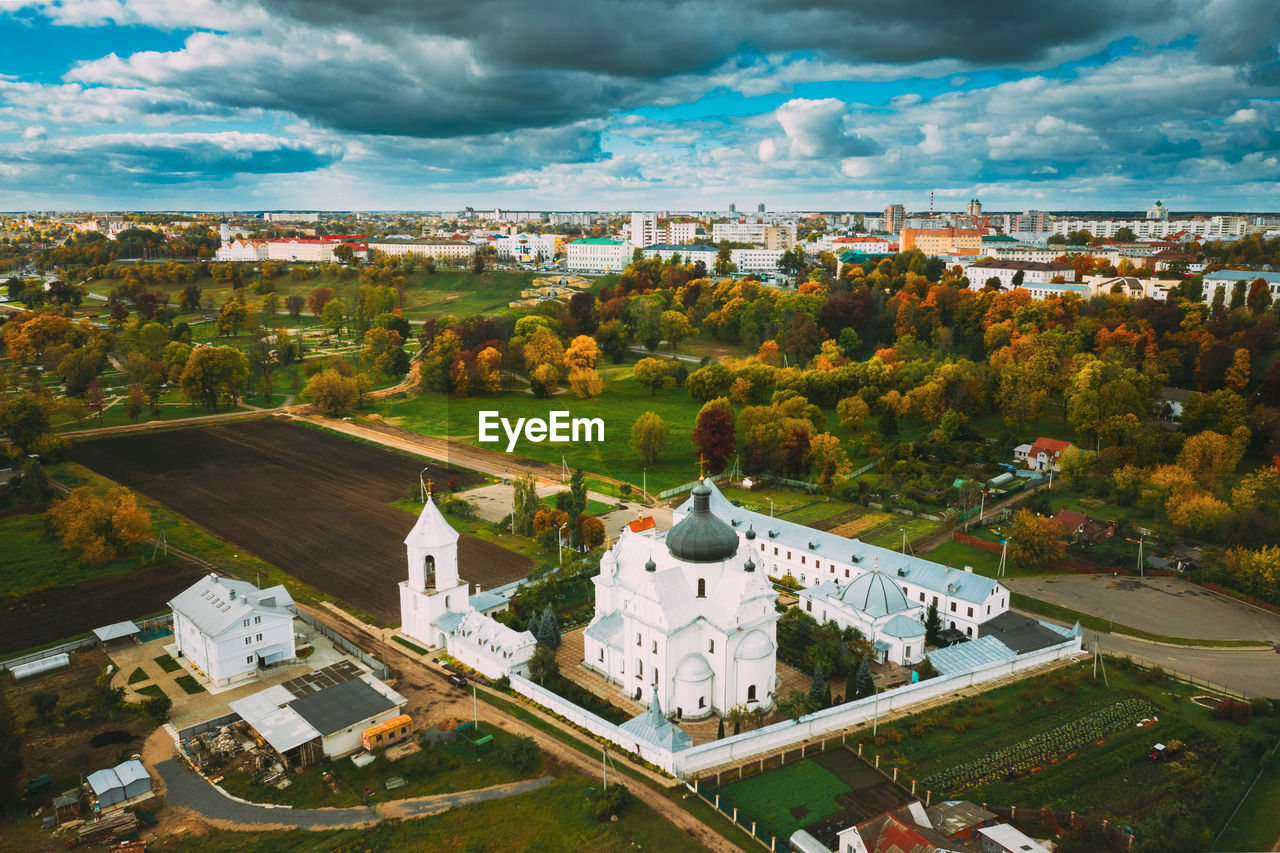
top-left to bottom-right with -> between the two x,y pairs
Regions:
666,481 -> 740,564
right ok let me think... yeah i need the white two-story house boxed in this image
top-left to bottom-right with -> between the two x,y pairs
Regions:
169,574 -> 297,687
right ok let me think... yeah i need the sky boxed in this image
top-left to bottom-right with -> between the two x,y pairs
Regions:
0,0 -> 1278,212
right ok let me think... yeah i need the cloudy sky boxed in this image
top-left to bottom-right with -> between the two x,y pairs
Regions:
1,0 -> 1278,211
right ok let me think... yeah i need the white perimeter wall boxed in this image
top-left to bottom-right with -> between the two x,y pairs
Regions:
511,636 -> 1082,779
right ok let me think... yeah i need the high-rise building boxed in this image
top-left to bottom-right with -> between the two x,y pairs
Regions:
729,203 -> 736,214
965,199 -> 983,217
883,203 -> 906,234
1010,210 -> 1050,232
629,212 -> 658,247
757,203 -> 766,213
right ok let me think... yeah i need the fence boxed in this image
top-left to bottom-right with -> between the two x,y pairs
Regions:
177,712 -> 241,741
656,472 -> 732,500
0,634 -> 98,673
952,531 -> 1006,555
294,610 -> 390,680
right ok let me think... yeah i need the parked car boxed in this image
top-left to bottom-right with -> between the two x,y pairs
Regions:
445,673 -> 467,688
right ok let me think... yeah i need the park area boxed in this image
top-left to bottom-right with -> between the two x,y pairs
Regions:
68,419 -> 531,623
708,746 -> 911,848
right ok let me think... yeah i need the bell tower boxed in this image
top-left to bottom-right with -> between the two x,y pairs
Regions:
400,492 -> 469,647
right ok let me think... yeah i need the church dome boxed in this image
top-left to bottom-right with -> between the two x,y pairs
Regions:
840,570 -> 911,618
735,630 -> 774,660
674,652 -> 713,683
666,481 -> 740,564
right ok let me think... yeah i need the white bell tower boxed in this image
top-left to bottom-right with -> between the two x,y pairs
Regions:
399,494 -> 468,647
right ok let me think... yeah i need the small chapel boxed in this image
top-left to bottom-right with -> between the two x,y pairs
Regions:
583,479 -> 780,720
398,493 -> 536,678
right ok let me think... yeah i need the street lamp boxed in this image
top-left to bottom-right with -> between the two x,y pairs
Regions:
419,467 -> 431,503
899,527 -> 906,554
558,522 -> 569,567
764,497 -> 774,518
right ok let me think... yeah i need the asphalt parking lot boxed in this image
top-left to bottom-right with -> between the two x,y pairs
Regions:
1007,574 -> 1280,642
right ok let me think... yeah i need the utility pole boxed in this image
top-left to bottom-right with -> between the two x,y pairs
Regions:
997,539 -> 1008,578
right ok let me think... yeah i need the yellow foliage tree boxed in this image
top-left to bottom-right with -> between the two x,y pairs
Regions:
836,397 -> 870,432
523,326 -> 564,376
475,346 -> 503,394
1177,430 -> 1246,489
46,486 -> 151,567
1224,348 -> 1251,391
563,335 -> 600,372
568,367 -> 604,398
1007,509 -> 1066,570
809,433 -> 852,494
1165,492 -> 1230,538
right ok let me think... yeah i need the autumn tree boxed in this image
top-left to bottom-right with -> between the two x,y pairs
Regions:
836,396 -> 869,432
1008,509 -> 1066,570
579,515 -> 606,549
1177,429 -> 1248,489
809,433 -> 852,494
179,346 -> 249,411
308,286 -> 335,317
305,369 -> 361,416
633,357 -> 673,395
46,486 -> 151,567
692,404 -> 736,475
1224,348 -> 1251,391
320,298 -> 347,338
630,411 -> 669,463
660,310 -> 692,351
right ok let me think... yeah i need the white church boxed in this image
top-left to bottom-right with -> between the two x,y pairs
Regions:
582,480 -> 780,720
398,494 -> 536,679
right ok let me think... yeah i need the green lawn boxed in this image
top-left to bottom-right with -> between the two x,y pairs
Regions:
126,667 -> 149,684
175,674 -> 205,694
146,773 -> 703,853
858,660 -> 1278,836
153,653 -> 182,673
1216,740 -> 1280,852
0,511 -> 160,598
134,684 -> 165,698
922,539 -> 1062,578
217,725 -> 543,808
376,363 -> 716,493
713,757 -> 851,843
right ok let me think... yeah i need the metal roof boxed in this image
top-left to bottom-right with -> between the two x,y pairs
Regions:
881,613 -> 926,639
469,589 -> 507,612
86,768 -> 120,796
93,621 -> 140,642
584,610 -> 623,648
979,611 -> 1074,654
927,636 -> 1016,676
230,684 -> 320,754
618,692 -> 692,752
168,574 -> 293,639
404,496 -> 459,549
432,611 -> 464,634
278,660 -> 363,699
288,677 -> 395,737
112,760 -> 150,789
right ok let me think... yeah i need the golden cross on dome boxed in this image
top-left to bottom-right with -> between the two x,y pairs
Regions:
426,479 -> 433,496
698,455 -> 707,480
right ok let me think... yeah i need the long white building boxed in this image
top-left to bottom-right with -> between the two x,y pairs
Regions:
1201,270 -> 1280,305
730,248 -> 785,272
215,238 -> 269,262
368,238 -> 477,263
1051,213 -> 1246,240
675,482 -> 1011,643
965,260 -> 1078,291
494,233 -> 559,263
566,238 -> 633,272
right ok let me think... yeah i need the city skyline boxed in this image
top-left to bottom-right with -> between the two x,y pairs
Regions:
1,0 -> 1278,210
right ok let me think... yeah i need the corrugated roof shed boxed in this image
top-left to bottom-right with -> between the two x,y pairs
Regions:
927,636 -> 1016,676
92,621 -> 140,642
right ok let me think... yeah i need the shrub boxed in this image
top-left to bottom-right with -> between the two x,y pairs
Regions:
1212,698 -> 1253,725
589,784 -> 631,820
499,734 -> 539,772
143,696 -> 172,722
909,724 -> 926,738
873,735 -> 887,747
885,729 -> 903,744
493,674 -> 511,692
953,720 -> 967,733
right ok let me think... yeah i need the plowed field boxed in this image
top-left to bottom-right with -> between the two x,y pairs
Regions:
70,419 -> 529,622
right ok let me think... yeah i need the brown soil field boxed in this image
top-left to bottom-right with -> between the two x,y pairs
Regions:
0,559 -> 207,655
70,419 -> 531,623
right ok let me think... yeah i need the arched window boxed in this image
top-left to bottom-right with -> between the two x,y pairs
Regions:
698,697 -> 706,709
708,639 -> 714,653
747,684 -> 756,701
444,595 -> 450,608
697,578 -> 706,598
636,659 -> 643,677
424,554 -> 436,587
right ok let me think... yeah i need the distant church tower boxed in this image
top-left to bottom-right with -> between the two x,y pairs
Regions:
399,494 -> 468,648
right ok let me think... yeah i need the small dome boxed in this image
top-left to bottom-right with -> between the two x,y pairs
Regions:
840,570 -> 911,617
745,525 -> 756,541
744,557 -> 756,573
674,652 -> 713,682
666,481 -> 739,564
881,613 -> 926,639
735,630 -> 774,660
644,557 -> 656,572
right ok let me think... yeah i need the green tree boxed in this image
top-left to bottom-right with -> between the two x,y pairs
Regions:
659,310 -> 691,352
633,357 -> 673,395
565,468 -> 588,547
808,663 -> 827,710
1,393 -> 52,453
537,604 -> 561,650
304,368 -> 360,416
854,657 -> 874,699
630,411 -> 669,463
776,689 -> 811,721
528,643 -> 559,685
179,346 -> 249,411
320,298 -> 347,339
924,601 -> 942,646
511,472 -> 541,537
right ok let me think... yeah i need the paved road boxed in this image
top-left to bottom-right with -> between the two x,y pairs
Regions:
1023,611 -> 1280,699
155,757 -> 555,829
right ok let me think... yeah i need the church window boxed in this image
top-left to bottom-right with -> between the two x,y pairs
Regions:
966,626 -> 973,637
1002,598 -> 1005,608
787,551 -> 791,559
652,640 -> 657,653
949,621 -> 955,629
599,649 -> 604,661
986,605 -> 990,615
919,593 -> 925,602
636,659 -> 643,677
967,607 -> 973,617
699,697 -> 706,709
747,684 -> 756,701
932,596 -> 938,606
653,668 -> 658,685
697,578 -> 706,598
760,543 -> 765,552
845,569 -> 850,578
636,632 -> 642,646
800,556 -> 805,565
445,595 -> 450,608
805,601 -> 811,612
905,646 -> 911,657
949,602 -> 956,612
708,639 -> 714,653
773,547 -> 778,556
424,554 -> 435,584
902,586 -> 907,595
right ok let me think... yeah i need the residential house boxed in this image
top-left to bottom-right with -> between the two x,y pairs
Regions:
169,574 -> 296,688
1024,437 -> 1073,473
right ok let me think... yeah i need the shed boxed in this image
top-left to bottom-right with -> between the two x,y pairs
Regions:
86,768 -> 124,807
113,760 -> 152,800
93,621 -> 140,644
53,793 -> 80,824
987,472 -> 1015,489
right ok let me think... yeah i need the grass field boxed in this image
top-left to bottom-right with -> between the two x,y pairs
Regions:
377,361 -> 721,493
175,674 -> 205,694
855,660 -> 1280,839
1216,739 -> 1280,851
126,666 -> 148,684
714,758 -> 851,842
154,653 -> 182,673
142,773 -> 703,852
0,511 -> 154,598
